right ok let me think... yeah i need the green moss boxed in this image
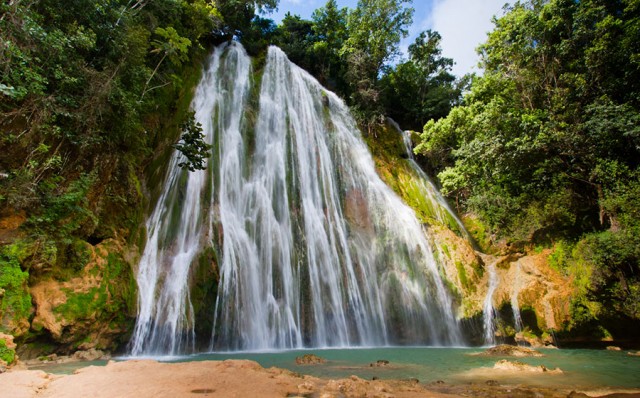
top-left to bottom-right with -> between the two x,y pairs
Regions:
105,252 -> 137,315
0,339 -> 15,365
461,215 -> 494,253
441,243 -> 450,259
360,121 -> 475,242
0,244 -> 32,334
456,261 -> 474,292
471,259 -> 484,279
55,286 -> 108,320
190,246 -> 219,338
52,249 -> 136,342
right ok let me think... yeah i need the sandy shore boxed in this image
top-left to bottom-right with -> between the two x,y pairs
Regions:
2,359 -> 640,398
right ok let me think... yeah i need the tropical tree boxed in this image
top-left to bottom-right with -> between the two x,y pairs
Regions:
340,0 -> 414,122
310,0 -> 349,91
380,30 -> 463,130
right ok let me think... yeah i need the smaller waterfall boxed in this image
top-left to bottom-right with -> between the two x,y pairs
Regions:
396,123 -> 472,242
511,261 -> 524,335
482,263 -> 499,345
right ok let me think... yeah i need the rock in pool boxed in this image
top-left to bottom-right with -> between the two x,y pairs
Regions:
295,354 -> 327,365
476,344 -> 544,357
493,359 -> 563,374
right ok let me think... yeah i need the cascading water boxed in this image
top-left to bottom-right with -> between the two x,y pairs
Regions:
482,263 -> 499,346
130,43 -> 248,356
130,42 -> 463,355
395,121 -> 472,242
511,261 -> 524,335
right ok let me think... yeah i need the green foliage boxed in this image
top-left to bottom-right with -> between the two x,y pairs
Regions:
174,112 -> 212,172
27,174 -> 96,240
341,0 -> 414,122
416,0 -> 640,244
380,30 -> 464,130
342,0 -> 413,76
310,0 -> 349,91
548,240 -> 570,273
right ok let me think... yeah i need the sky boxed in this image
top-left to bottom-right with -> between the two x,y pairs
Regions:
268,0 -> 509,77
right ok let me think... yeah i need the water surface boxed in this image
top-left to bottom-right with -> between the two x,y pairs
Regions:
33,347 -> 639,390
185,347 -> 639,389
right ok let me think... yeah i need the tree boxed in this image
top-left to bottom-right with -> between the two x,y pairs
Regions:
215,0 -> 278,39
416,0 -> 640,241
310,0 -> 349,91
141,27 -> 192,100
174,112 -> 212,172
271,13 -> 315,70
340,0 -> 414,122
342,0 -> 414,76
380,30 -> 463,130
414,0 -> 640,330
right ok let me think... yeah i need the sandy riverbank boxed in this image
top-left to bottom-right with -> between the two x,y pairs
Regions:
2,359 -> 640,398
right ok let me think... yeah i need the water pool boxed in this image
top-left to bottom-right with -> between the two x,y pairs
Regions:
33,347 -> 639,390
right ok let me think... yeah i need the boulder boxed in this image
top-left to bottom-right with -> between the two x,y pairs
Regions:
72,348 -> 110,361
295,354 -> 326,365
493,359 -> 562,374
476,344 -> 544,357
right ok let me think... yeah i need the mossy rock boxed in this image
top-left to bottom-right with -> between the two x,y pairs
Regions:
0,338 -> 16,365
27,240 -> 137,352
0,243 -> 32,336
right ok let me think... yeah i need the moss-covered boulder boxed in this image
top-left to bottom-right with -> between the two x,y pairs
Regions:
28,239 -> 137,354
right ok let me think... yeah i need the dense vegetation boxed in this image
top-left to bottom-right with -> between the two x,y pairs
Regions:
416,0 -> 640,337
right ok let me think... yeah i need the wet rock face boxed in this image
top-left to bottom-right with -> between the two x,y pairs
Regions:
454,246 -> 574,343
344,189 -> 374,235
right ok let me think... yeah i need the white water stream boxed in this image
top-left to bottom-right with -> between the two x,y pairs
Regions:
482,263 -> 499,345
511,260 -> 524,335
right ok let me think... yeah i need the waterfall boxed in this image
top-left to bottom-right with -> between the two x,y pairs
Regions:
130,42 -> 463,355
482,263 -> 499,346
511,261 -> 524,335
395,122 -> 472,242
